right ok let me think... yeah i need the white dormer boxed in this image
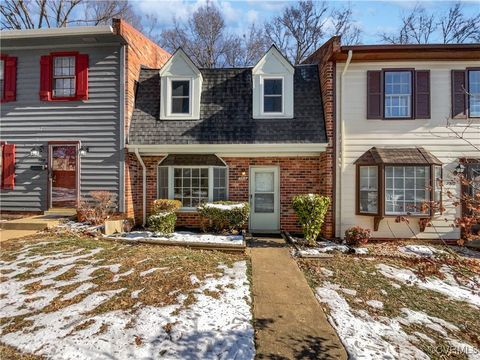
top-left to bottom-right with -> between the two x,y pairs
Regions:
159,49 -> 202,120
252,45 -> 294,119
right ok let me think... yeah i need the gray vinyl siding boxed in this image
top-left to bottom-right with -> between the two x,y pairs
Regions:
0,45 -> 122,212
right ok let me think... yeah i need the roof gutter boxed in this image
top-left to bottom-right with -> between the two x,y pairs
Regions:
134,147 -> 147,226
338,49 -> 353,238
0,25 -> 114,39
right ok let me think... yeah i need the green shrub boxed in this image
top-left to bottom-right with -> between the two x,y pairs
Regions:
345,226 -> 371,246
147,212 -> 177,235
152,199 -> 182,214
197,201 -> 250,233
292,194 -> 331,246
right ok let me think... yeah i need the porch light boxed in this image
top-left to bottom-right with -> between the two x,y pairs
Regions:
79,146 -> 89,157
29,146 -> 43,158
454,163 -> 465,175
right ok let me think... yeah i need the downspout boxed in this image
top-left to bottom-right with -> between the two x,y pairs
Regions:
338,50 -> 353,238
134,147 -> 147,226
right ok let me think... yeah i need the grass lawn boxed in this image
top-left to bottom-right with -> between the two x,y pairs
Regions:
0,231 -> 254,359
297,242 -> 480,360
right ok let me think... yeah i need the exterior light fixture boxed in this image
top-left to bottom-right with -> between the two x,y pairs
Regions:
79,145 -> 89,157
29,146 -> 43,158
454,163 -> 465,175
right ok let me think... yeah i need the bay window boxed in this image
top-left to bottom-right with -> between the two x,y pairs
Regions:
355,147 -> 443,228
157,165 -> 227,209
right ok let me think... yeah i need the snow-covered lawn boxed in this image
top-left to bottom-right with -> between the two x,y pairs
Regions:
0,235 -> 254,359
298,242 -> 480,360
108,231 -> 244,246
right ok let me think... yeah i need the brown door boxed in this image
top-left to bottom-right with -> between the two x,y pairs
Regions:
49,144 -> 78,208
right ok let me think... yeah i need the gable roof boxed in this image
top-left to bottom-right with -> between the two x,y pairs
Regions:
128,65 -> 327,145
252,45 -> 294,74
159,48 -> 201,78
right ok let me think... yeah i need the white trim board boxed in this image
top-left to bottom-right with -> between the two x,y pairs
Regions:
127,143 -> 328,154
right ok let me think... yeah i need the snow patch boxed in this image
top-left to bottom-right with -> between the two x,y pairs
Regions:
110,231 -> 244,245
400,245 -> 445,258
366,300 -> 384,309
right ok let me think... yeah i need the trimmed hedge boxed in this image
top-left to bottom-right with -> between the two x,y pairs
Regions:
197,201 -> 249,233
152,199 -> 182,214
292,194 -> 331,246
147,212 -> 177,235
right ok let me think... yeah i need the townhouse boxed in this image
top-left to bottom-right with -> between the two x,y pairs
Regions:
307,38 -> 480,240
0,20 -> 169,215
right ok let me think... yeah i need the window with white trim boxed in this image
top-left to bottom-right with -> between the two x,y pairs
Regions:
385,166 -> 429,215
53,56 -> 76,97
157,166 -> 228,209
263,78 -> 283,113
171,80 -> 190,114
384,71 -> 412,118
359,165 -> 378,214
433,165 -> 442,214
469,70 -> 480,117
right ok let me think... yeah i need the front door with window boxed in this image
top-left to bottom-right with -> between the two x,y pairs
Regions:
49,144 -> 78,208
249,166 -> 280,233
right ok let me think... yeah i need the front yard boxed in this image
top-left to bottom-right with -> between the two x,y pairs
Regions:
298,242 -> 480,360
0,233 -> 254,359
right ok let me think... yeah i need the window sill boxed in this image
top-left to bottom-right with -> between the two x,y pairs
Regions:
177,208 -> 198,213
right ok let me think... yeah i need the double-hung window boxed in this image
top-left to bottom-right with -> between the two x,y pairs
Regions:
53,56 -> 76,98
263,78 -> 283,113
469,70 -> 480,117
171,80 -> 190,114
384,71 -> 412,118
158,165 -> 228,209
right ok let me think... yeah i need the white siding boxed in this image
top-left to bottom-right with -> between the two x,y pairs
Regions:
336,60 -> 480,239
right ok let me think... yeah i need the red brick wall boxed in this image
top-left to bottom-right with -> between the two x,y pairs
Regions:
127,155 -> 323,233
112,19 -> 170,219
303,36 -> 341,238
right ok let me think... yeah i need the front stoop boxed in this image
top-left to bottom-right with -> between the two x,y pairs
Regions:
0,214 -> 68,231
248,237 -> 347,360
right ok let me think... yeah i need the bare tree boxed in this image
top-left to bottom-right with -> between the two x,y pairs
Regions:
265,0 -> 328,65
0,0 -> 139,30
440,2 -> 480,44
224,23 -> 269,67
379,2 -> 480,44
329,5 -> 362,45
160,2 -> 266,68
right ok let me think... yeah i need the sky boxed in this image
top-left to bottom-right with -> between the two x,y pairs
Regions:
133,0 -> 480,44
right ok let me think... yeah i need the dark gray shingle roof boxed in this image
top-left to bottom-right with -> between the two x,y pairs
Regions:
129,65 -> 326,145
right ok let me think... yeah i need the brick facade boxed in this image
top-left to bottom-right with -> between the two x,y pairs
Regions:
127,155 -> 323,233
304,37 -> 341,238
112,19 -> 170,219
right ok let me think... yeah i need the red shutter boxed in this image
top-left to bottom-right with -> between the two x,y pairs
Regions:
415,70 -> 430,119
75,54 -> 88,100
3,57 -> 17,102
39,55 -> 52,101
451,70 -> 467,119
367,71 -> 383,119
2,144 -> 15,190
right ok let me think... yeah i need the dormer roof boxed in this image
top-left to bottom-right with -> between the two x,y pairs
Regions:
252,45 -> 294,75
159,48 -> 202,79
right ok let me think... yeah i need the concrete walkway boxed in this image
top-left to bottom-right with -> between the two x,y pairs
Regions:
249,236 -> 347,360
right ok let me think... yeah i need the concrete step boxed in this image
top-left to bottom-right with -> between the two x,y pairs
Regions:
44,208 -> 76,216
0,214 -> 67,230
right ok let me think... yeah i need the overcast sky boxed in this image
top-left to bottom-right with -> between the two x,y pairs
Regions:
134,0 -> 480,44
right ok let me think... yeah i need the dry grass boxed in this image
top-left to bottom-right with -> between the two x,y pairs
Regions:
0,343 -> 44,360
0,231 -> 246,341
298,242 -> 480,358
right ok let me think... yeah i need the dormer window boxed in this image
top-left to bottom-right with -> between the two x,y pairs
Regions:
263,78 -> 283,113
171,79 -> 190,114
159,49 -> 202,120
252,45 -> 294,119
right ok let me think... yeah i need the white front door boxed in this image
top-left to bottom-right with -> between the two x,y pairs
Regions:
249,166 -> 280,233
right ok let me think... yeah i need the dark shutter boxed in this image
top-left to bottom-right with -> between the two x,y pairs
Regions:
367,71 -> 382,119
2,144 -> 15,190
75,54 -> 88,100
39,55 -> 52,101
3,56 -> 17,102
451,70 -> 467,119
415,70 -> 430,119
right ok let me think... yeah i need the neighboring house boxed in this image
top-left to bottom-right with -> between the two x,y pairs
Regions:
126,46 -> 333,234
0,20 -> 169,215
306,38 -> 480,240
